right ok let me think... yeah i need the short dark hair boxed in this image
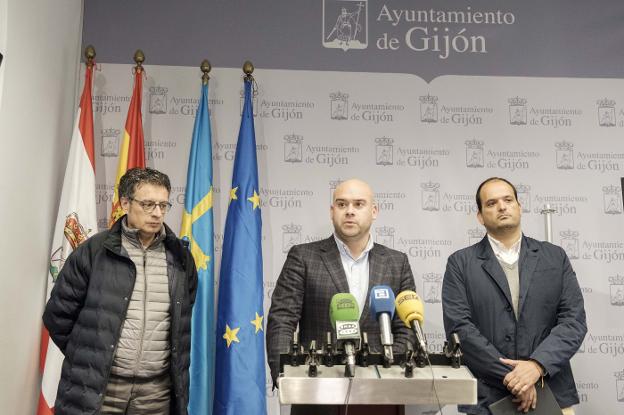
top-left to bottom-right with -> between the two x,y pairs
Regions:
118,167 -> 171,199
475,177 -> 518,212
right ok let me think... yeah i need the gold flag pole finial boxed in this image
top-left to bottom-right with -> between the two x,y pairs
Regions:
200,59 -> 211,84
84,45 -> 96,68
133,49 -> 145,72
242,60 -> 254,81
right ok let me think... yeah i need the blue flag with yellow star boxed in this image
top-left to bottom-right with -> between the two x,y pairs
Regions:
214,77 -> 266,415
181,81 -> 215,415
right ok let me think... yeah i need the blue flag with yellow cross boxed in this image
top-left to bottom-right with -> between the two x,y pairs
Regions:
213,77 -> 267,415
181,80 -> 215,415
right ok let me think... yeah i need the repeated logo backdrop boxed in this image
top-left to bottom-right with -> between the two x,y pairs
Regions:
87,64 -> 624,414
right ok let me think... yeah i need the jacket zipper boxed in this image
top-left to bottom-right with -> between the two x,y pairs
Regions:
133,249 -> 148,377
100,256 -> 136,408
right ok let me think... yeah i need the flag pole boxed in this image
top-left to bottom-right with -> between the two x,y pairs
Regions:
84,45 -> 96,68
243,59 -> 254,80
201,59 -> 211,84
133,49 -> 145,73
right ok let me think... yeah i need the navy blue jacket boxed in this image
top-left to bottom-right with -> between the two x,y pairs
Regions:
442,235 -> 586,414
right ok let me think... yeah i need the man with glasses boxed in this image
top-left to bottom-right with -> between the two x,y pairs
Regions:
43,167 -> 198,415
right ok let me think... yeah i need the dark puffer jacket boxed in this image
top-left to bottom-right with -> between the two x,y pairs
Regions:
43,217 -> 198,415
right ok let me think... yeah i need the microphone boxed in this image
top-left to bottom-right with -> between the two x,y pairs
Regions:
329,293 -> 361,377
395,290 -> 428,355
369,285 -> 396,364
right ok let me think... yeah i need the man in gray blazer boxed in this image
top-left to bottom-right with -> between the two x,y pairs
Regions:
442,177 -> 586,415
266,178 -> 416,385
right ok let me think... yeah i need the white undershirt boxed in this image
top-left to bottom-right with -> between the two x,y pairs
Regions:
487,234 -> 522,265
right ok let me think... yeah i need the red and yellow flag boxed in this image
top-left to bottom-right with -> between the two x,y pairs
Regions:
109,67 -> 146,225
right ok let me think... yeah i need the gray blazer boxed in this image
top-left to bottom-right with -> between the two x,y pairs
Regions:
266,236 -> 416,383
442,235 -> 587,414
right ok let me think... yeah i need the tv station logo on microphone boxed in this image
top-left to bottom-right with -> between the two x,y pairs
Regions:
322,0 -> 368,51
373,287 -> 391,299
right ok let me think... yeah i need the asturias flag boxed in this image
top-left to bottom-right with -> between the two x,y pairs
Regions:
213,78 -> 267,415
109,67 -> 145,225
38,60 -> 98,415
181,80 -> 215,415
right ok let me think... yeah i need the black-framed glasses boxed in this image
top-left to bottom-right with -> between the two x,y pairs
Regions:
130,198 -> 172,214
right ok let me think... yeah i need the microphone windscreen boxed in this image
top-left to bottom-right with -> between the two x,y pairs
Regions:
395,290 -> 425,327
329,293 -> 360,328
369,285 -> 396,318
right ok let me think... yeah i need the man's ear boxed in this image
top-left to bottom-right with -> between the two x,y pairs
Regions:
477,211 -> 484,226
120,197 -> 130,213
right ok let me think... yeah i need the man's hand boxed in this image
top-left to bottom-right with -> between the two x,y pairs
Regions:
500,358 -> 542,395
511,384 -> 537,413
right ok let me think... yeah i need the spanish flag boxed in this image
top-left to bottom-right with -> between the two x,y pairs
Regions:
109,67 -> 145,225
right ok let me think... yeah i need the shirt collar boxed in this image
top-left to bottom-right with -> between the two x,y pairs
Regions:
487,234 -> 522,264
333,233 -> 374,261
121,217 -> 165,249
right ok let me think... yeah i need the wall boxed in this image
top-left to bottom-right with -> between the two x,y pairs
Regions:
0,0 -> 83,413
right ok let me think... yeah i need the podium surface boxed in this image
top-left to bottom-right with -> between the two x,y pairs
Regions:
278,364 -> 477,406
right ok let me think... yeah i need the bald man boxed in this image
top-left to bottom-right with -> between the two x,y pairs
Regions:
266,179 -> 416,385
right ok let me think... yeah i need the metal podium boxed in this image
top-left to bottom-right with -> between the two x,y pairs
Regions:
278,363 -> 477,406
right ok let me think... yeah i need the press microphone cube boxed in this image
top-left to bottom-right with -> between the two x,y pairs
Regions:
369,285 -> 396,318
395,290 -> 425,327
329,293 -> 361,350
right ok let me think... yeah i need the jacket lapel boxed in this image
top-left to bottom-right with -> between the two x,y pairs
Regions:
478,236 -> 514,309
360,243 -> 386,324
518,235 -> 539,316
320,236 -> 350,293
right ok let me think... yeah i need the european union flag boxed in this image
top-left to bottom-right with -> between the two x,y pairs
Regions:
214,77 -> 266,415
181,80 -> 214,415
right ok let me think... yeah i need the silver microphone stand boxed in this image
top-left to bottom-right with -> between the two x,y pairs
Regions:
540,203 -> 556,243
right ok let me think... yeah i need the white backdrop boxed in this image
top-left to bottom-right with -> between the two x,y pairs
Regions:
87,63 -> 624,414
